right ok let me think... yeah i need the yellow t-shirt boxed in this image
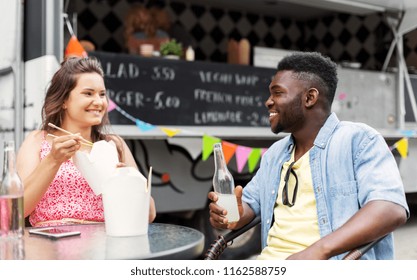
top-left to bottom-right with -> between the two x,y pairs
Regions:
258,149 -> 320,260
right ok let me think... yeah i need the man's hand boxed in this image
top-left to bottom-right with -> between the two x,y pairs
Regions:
207,185 -> 244,230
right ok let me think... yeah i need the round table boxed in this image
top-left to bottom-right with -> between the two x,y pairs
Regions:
0,223 -> 205,260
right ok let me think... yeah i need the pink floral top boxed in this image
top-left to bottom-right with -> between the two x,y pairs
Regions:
29,137 -> 104,227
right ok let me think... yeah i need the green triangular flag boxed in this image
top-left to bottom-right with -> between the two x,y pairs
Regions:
247,148 -> 262,173
202,134 -> 221,161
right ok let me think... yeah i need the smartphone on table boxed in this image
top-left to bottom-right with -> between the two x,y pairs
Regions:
29,227 -> 81,239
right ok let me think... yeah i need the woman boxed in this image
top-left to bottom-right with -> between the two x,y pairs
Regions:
17,56 -> 156,227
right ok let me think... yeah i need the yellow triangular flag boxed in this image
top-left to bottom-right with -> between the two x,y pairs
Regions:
160,127 -> 181,137
396,138 -> 408,159
202,134 -> 221,161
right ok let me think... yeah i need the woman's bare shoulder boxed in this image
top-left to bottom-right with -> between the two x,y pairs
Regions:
22,130 -> 44,145
17,130 -> 44,160
26,130 -> 43,139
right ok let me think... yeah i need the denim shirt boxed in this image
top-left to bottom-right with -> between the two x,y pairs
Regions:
242,113 -> 409,260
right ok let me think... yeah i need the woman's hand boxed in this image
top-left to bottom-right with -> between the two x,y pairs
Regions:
48,134 -> 82,163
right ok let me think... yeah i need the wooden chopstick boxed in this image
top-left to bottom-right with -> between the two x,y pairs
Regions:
47,123 -> 94,146
47,133 -> 93,147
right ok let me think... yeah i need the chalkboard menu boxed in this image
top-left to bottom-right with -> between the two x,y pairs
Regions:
91,51 -> 276,127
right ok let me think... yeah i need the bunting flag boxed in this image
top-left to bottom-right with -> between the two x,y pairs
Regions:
65,35 -> 88,58
202,134 -> 221,161
400,130 -> 416,137
135,119 -> 156,132
221,141 -> 238,164
160,127 -> 181,137
107,97 -> 415,174
236,146 -> 252,173
247,148 -> 262,173
396,138 -> 408,159
389,137 -> 409,159
106,97 -> 267,173
107,99 -> 117,112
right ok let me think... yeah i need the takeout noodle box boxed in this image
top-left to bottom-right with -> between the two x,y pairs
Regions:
73,140 -> 119,195
101,167 -> 151,236
73,140 -> 152,236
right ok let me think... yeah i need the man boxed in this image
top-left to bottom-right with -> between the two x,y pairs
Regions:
208,51 -> 409,260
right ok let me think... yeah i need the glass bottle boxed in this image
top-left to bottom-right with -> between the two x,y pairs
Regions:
185,46 -> 195,61
0,140 -> 24,239
0,238 -> 25,259
212,143 -> 239,223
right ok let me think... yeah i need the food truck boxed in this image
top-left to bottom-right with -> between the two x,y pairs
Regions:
1,0 -> 417,259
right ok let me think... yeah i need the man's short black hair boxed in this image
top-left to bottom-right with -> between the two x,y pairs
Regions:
277,51 -> 338,106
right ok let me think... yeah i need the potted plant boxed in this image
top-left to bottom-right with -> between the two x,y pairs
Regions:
160,39 -> 183,59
